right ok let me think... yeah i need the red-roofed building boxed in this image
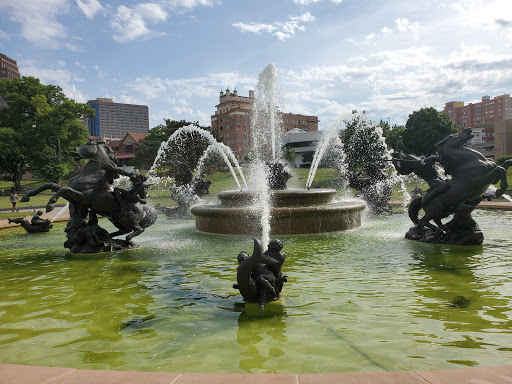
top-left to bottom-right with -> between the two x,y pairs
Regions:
111,132 -> 149,164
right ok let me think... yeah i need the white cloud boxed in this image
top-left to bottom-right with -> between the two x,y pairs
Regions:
395,18 -> 421,33
293,0 -> 320,5
162,0 -> 214,10
233,12 -> 316,41
136,3 -> 168,22
232,22 -> 276,34
380,27 -> 393,35
76,0 -> 103,19
293,0 -> 341,4
0,0 -> 69,47
19,64 -> 86,102
281,43 -> 512,128
111,3 -> 167,42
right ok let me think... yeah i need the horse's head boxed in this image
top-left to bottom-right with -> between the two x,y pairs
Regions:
436,128 -> 473,151
392,153 -> 422,175
71,139 -> 117,167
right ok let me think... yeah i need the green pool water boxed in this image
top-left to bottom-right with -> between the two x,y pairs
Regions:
1,210 -> 511,373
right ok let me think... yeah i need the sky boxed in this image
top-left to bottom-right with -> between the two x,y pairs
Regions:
1,0 -> 512,131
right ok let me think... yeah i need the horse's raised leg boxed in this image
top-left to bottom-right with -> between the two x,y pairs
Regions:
484,167 -> 508,197
46,187 -> 87,212
20,183 -> 61,202
126,225 -> 144,243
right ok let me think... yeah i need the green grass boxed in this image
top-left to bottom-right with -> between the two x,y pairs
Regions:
3,166 -> 512,211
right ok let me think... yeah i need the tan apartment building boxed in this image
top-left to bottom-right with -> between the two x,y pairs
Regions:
211,88 -> 319,161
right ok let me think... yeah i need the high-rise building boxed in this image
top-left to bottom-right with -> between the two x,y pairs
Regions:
86,98 -> 149,139
0,53 -> 21,108
211,88 -> 319,161
443,94 -> 512,129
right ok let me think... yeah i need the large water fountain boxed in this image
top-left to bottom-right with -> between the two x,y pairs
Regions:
190,63 -> 366,242
2,63 -> 512,376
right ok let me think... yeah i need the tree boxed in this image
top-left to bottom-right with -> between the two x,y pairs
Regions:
381,120 -> 406,155
301,150 -> 315,165
0,77 -> 93,187
402,107 -> 456,156
282,147 -> 296,165
134,119 -> 221,175
132,124 -> 169,170
0,127 -> 26,190
341,111 -> 387,174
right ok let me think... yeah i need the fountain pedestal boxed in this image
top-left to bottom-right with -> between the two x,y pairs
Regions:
191,189 -> 365,235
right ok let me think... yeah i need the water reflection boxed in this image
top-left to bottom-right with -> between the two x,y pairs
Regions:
406,240 -> 512,366
236,302 -> 287,373
0,249 -> 157,368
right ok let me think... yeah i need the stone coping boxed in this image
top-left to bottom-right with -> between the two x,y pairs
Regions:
1,363 -> 512,384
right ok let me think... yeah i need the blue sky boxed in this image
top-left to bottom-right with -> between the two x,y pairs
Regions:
1,0 -> 512,130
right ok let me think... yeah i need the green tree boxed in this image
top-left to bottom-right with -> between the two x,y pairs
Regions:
0,77 -> 93,186
132,124 -> 169,170
282,147 -> 296,165
0,127 -> 26,189
381,120 -> 406,154
301,150 -> 315,165
402,107 -> 456,156
134,120 -> 221,175
341,111 -> 387,173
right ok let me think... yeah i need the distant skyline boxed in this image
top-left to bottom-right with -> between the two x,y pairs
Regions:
1,0 -> 511,130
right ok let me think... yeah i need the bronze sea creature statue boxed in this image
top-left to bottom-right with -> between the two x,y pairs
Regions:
234,238 -> 287,309
393,128 -> 512,245
8,210 -> 53,233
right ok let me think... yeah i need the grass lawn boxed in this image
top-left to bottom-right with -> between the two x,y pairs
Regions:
3,166 -> 512,211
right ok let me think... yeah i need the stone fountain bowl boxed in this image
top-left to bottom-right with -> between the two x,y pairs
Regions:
191,188 -> 366,235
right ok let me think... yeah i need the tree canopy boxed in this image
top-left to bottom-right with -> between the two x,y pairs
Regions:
0,76 -> 93,188
133,119 -> 222,176
341,111 -> 388,174
402,107 -> 456,156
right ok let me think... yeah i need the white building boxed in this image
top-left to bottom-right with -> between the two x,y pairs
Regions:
281,129 -> 324,168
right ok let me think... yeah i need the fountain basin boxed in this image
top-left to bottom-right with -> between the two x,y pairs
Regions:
191,188 -> 365,235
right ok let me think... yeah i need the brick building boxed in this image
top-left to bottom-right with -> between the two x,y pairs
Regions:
0,53 -> 21,108
211,88 -> 319,161
87,98 -> 149,139
443,94 -> 512,131
108,132 -> 149,164
442,94 -> 512,158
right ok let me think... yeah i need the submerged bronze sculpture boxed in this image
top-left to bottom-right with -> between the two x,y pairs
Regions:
393,128 -> 512,245
21,139 -> 157,253
266,159 -> 293,190
234,238 -> 287,309
8,210 -> 53,233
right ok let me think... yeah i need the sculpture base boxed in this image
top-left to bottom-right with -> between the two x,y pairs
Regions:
405,224 -> 484,246
191,189 -> 365,235
65,222 -> 138,253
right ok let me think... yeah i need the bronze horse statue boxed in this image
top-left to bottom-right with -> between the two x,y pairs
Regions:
21,139 -> 157,249
394,128 -> 512,244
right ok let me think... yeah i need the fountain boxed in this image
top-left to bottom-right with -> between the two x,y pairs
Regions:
191,63 -> 366,240
2,63 -> 512,377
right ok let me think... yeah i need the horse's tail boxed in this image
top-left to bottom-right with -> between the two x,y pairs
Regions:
141,205 -> 158,228
408,196 -> 422,225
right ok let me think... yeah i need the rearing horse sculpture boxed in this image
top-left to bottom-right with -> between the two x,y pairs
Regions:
395,128 -> 512,245
21,139 -> 157,250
